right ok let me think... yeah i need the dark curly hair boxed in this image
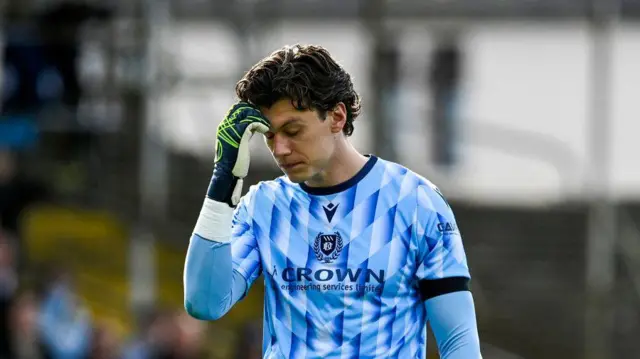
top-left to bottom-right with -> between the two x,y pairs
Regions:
235,44 -> 361,136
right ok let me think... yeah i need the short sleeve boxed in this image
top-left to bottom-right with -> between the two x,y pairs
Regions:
414,184 -> 470,282
231,186 -> 263,289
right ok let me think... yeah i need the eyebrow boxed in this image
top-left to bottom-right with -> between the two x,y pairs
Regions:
270,117 -> 303,132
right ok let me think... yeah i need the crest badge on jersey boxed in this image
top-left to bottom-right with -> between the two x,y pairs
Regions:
314,232 -> 343,263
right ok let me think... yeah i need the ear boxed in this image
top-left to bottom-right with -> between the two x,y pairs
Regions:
329,103 -> 347,134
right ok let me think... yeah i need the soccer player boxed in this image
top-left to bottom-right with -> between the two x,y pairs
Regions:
183,44 -> 482,359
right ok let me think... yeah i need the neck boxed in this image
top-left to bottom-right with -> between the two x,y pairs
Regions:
305,138 -> 368,188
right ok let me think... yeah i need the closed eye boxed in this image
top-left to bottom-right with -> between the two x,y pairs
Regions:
283,126 -> 303,137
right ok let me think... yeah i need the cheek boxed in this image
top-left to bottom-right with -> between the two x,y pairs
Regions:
297,135 -> 334,164
297,134 -> 322,153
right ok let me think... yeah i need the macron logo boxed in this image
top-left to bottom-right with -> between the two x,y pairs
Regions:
322,203 -> 339,223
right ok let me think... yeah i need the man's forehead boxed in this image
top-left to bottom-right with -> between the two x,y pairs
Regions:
261,104 -> 310,129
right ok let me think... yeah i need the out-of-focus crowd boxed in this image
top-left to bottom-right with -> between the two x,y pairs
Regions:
0,237 -> 210,359
0,148 -> 251,359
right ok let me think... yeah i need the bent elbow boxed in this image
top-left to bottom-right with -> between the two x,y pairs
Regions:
183,294 -> 228,321
183,298 -> 223,321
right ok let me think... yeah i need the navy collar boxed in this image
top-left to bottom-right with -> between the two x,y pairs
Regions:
299,155 -> 378,196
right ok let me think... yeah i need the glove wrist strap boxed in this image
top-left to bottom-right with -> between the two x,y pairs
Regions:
207,165 -> 238,207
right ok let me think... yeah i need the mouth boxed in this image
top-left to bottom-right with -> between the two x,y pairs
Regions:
280,162 -> 303,171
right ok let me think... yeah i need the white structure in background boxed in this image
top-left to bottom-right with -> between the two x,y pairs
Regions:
155,21 -> 640,204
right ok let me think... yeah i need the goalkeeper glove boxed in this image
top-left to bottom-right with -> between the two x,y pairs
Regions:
207,102 -> 270,207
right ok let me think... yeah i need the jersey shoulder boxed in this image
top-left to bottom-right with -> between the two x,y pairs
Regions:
376,157 -> 442,193
376,157 -> 450,213
240,175 -> 301,206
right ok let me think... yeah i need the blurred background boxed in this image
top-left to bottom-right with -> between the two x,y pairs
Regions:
1,0 -> 639,358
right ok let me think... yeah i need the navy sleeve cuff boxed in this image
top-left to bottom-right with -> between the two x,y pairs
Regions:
418,276 -> 470,301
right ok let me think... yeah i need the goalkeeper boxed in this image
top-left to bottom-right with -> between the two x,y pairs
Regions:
184,44 -> 482,359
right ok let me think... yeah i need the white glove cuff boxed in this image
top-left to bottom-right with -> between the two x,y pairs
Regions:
193,198 -> 234,243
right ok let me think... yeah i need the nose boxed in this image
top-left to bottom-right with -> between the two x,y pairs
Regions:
271,134 -> 292,157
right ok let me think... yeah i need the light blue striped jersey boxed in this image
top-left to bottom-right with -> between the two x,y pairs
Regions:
230,156 -> 471,359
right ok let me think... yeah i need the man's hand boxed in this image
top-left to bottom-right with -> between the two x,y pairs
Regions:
207,102 -> 270,206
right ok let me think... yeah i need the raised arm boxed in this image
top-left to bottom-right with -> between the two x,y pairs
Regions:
183,103 -> 269,320
183,201 -> 247,320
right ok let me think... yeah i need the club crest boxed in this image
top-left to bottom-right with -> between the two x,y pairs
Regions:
313,232 -> 343,263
